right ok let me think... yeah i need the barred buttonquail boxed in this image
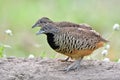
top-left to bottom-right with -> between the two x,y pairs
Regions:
32,17 -> 94,61
35,24 -> 108,71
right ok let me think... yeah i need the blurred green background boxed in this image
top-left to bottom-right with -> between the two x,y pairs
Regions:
0,0 -> 120,60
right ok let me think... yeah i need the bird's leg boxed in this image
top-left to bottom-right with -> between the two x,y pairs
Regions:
64,57 -> 84,72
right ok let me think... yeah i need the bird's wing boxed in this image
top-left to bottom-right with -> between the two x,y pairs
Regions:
60,27 -> 108,43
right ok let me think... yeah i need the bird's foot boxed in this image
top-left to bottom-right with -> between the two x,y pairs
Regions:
59,60 -> 81,72
60,57 -> 83,72
64,61 -> 81,72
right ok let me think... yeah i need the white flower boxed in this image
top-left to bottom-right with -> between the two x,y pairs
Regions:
103,58 -> 110,62
28,54 -> 35,58
113,24 -> 120,31
117,59 -> 120,63
34,44 -> 40,48
105,44 -> 110,50
101,49 -> 108,56
3,45 -> 12,48
3,54 -> 7,58
5,29 -> 13,36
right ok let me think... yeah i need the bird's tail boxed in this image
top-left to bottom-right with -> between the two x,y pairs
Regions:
101,37 -> 109,43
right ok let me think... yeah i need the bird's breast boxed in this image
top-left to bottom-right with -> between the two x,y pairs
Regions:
46,33 -> 60,49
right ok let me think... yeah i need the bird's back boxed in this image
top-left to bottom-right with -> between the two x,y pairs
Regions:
54,21 -> 93,30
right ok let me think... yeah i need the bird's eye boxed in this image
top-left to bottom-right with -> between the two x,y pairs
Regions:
39,21 -> 42,23
40,21 -> 46,23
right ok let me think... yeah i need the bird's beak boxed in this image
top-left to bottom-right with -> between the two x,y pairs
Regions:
32,23 -> 39,28
36,30 -> 45,35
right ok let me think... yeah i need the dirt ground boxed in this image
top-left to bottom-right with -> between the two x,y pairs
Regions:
0,57 -> 120,80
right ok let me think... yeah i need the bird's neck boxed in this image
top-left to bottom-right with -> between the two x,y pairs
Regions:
46,33 -> 59,49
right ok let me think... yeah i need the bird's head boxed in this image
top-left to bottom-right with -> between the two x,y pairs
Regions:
32,17 -> 53,28
36,24 -> 59,35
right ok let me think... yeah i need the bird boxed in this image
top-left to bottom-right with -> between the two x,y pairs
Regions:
32,17 -> 94,61
35,23 -> 108,71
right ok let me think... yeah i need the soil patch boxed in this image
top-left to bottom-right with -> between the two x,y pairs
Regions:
0,57 -> 120,80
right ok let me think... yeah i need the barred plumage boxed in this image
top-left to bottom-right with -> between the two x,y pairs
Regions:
32,17 -> 96,62
48,27 -> 106,59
